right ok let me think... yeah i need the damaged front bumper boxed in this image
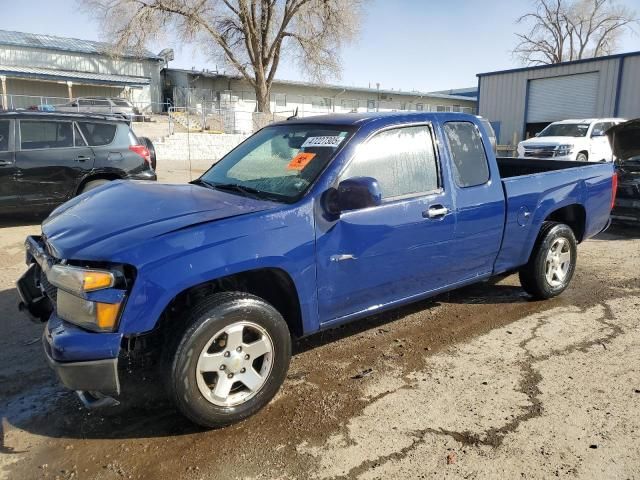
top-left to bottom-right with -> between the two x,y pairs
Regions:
17,235 -> 123,408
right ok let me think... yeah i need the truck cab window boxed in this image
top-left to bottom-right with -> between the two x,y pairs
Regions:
444,121 -> 490,188
342,125 -> 439,200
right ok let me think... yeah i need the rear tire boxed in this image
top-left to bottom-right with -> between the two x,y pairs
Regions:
164,292 -> 291,428
519,222 -> 577,299
79,179 -> 110,194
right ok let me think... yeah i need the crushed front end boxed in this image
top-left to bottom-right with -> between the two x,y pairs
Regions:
16,235 -> 131,407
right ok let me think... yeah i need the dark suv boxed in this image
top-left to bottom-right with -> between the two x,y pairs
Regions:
0,112 -> 156,215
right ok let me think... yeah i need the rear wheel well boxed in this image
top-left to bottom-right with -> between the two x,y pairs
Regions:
545,204 -> 586,242
161,268 -> 303,339
577,150 -> 589,159
76,173 -> 123,195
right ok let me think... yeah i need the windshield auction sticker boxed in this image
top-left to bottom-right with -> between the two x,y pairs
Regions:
287,152 -> 316,171
301,136 -> 344,148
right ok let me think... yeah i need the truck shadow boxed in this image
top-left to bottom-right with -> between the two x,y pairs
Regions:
1,279 -> 533,443
594,223 -> 640,240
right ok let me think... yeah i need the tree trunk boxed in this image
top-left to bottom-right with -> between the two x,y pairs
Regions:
255,82 -> 271,114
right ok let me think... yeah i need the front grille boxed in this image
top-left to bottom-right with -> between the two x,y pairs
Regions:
524,148 -> 556,158
40,268 -> 58,303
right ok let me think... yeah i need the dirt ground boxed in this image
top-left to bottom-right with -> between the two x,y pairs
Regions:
1,169 -> 639,480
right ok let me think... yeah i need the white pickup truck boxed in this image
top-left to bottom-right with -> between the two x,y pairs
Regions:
517,118 -> 625,162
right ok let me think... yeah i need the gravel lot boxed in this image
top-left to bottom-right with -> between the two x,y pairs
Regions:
1,168 -> 639,480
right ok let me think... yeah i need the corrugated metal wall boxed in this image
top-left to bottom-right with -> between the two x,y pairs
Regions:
478,56 -> 630,145
617,55 -> 640,119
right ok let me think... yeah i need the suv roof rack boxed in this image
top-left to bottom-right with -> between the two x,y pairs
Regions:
0,110 -> 130,123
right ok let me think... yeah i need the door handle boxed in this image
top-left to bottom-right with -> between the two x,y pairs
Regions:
330,254 -> 357,262
423,205 -> 449,219
75,156 -> 91,162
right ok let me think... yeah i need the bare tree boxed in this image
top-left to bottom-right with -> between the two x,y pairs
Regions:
513,0 -> 637,65
80,0 -> 364,113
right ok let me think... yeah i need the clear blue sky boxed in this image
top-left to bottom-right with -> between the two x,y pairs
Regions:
2,0 -> 638,91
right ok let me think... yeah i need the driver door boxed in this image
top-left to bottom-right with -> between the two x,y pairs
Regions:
315,124 -> 456,324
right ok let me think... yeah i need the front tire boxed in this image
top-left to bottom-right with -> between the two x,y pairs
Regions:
519,222 -> 577,299
576,152 -> 588,162
164,292 -> 291,428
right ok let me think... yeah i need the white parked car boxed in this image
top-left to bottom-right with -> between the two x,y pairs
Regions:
517,118 -> 625,162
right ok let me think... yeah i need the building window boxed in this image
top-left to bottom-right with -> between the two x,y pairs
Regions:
436,105 -> 446,112
452,105 -> 461,113
274,94 -> 286,108
311,97 -> 332,109
367,99 -> 376,111
341,99 -> 358,111
415,103 -> 424,111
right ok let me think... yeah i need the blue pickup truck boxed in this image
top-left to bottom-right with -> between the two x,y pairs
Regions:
17,112 -> 616,427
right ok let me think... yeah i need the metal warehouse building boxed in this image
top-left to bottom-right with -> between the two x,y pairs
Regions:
0,30 -> 164,112
477,51 -> 640,146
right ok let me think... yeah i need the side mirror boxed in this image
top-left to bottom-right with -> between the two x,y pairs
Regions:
591,130 -> 604,137
534,132 -> 540,137
324,177 -> 382,215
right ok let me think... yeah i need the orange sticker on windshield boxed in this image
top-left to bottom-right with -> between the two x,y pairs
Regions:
287,152 -> 316,171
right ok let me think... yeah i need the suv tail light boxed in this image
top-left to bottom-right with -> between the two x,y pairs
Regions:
129,144 -> 151,166
610,172 -> 618,210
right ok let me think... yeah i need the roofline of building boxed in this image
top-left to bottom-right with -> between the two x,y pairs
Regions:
0,29 -> 163,61
164,69 -> 477,102
477,50 -> 640,77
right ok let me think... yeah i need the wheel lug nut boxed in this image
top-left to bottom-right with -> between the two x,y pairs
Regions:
244,354 -> 250,360
240,368 -> 246,373
236,346 -> 242,352
224,351 -> 230,357
227,373 -> 234,379
220,365 -> 226,370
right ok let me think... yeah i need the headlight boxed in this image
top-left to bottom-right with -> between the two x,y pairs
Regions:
47,264 -> 114,295
47,264 -> 121,332
555,144 -> 574,156
57,290 -> 121,332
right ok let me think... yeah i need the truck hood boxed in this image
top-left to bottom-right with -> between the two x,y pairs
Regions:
520,136 -> 582,147
607,119 -> 640,163
41,180 -> 279,260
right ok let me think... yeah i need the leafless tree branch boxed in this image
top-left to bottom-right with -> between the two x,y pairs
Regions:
513,0 -> 637,65
78,0 -> 365,113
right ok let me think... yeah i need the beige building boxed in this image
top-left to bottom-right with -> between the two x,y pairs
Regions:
0,30 -> 164,111
164,69 -> 477,118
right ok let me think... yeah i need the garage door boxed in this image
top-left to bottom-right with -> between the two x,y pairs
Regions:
526,72 -> 599,123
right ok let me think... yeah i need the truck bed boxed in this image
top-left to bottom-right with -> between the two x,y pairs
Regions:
496,157 -> 593,178
493,157 -> 614,275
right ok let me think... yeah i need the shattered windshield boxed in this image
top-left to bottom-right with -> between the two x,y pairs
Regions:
538,123 -> 589,137
199,124 -> 353,202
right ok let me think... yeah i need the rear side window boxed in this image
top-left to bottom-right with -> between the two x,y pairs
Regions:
78,122 -> 117,146
443,122 -> 490,188
342,125 -> 439,200
20,121 -> 73,150
0,120 -> 9,151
